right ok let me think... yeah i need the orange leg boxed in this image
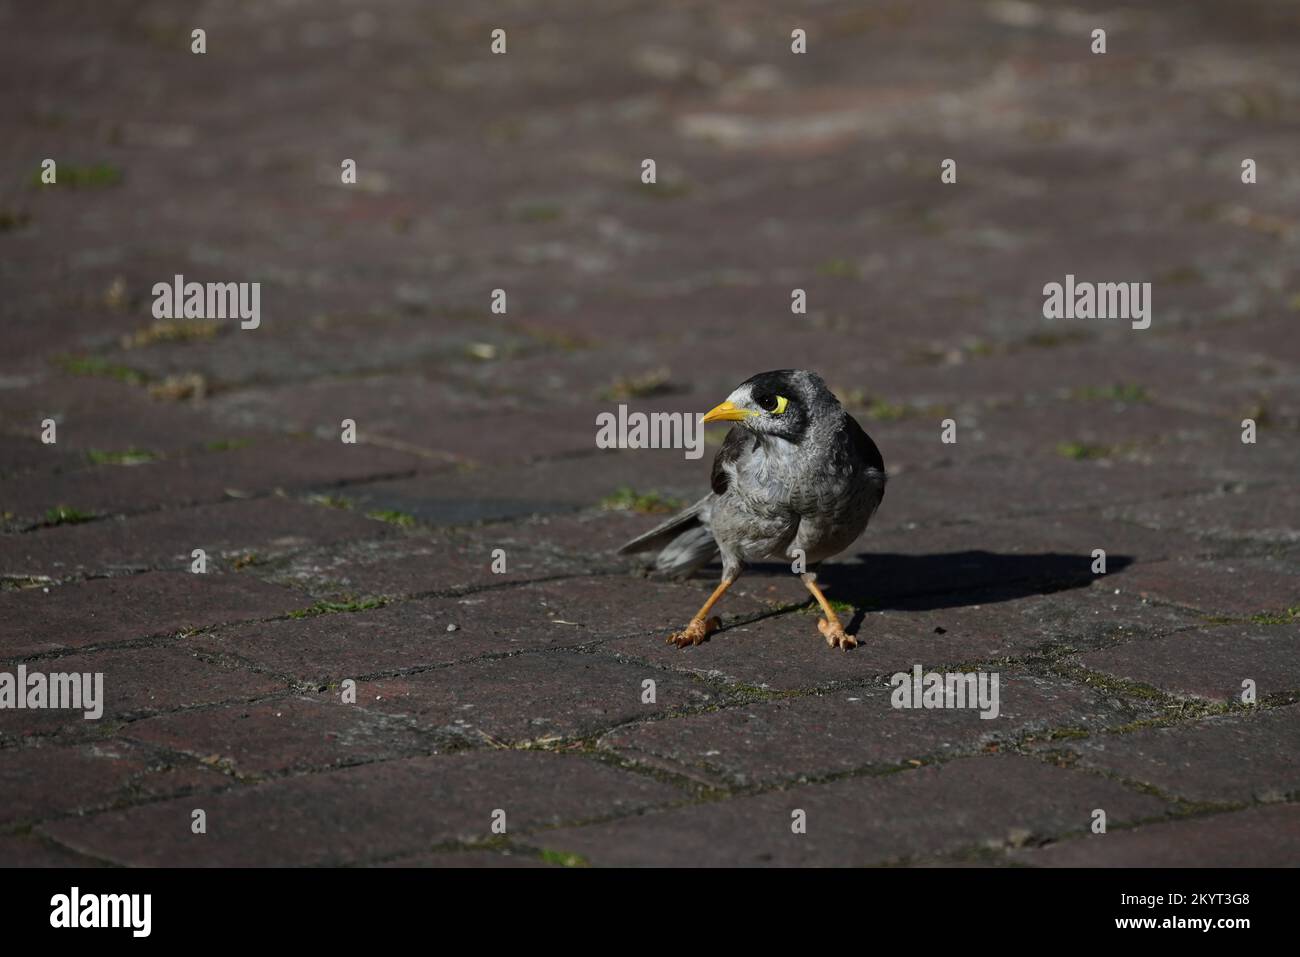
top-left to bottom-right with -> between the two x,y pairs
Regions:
801,573 -> 856,651
666,577 -> 735,648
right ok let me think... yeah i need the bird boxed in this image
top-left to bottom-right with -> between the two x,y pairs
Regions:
619,369 -> 886,651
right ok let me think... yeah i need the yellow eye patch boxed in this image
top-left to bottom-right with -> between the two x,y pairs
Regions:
772,395 -> 789,414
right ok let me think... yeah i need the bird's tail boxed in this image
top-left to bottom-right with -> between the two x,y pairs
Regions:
617,494 -> 720,578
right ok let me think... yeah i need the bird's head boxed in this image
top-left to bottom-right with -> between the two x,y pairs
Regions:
702,369 -> 839,442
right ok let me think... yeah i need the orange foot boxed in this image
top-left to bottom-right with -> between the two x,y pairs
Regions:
666,616 -> 721,648
818,617 -> 857,651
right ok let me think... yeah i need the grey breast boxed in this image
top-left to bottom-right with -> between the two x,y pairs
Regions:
710,434 -> 801,564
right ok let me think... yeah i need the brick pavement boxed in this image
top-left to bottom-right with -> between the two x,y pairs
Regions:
0,1 -> 1296,866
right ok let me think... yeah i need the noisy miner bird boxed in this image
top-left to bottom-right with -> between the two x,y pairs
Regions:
619,370 -> 886,650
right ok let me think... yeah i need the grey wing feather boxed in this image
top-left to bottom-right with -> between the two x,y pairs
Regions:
650,521 -> 719,578
844,412 -> 886,502
616,429 -> 748,577
617,494 -> 713,555
617,493 -> 720,578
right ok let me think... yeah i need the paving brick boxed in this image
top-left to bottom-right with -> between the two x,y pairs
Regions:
1116,557 -> 1300,617
255,528 -> 593,601
0,437 -> 426,523
39,751 -> 681,866
478,509 -> 666,568
1011,804 -> 1300,867
206,373 -> 609,465
863,509 -> 1212,579
0,740 -> 223,830
0,433 -> 82,478
965,398 -> 1230,460
1135,433 -> 1300,485
95,311 -> 541,392
1181,315 -> 1300,368
0,375 -> 269,455
125,696 -> 432,778
1189,374 -> 1300,433
1075,623 -> 1300,702
602,610 -> 894,692
388,406 -> 600,467
252,503 -> 1228,629
600,676 -> 1126,788
869,341 -> 1261,417
1056,705 -> 1300,804
731,543 -> 1205,624
1107,485 -> 1300,547
0,498 -> 398,580
882,458 -> 1217,528
360,651 -> 717,746
532,754 -> 1167,866
600,584 -> 1200,692
188,575 -> 769,684
205,373 -> 507,438
344,450 -> 707,526
0,645 -> 282,741
512,574 -> 771,640
0,571 -> 306,658
0,833 -> 109,867
374,849 -> 553,868
461,344 -> 723,407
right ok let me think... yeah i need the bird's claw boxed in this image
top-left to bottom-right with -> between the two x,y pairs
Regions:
818,617 -> 857,651
666,616 -> 721,648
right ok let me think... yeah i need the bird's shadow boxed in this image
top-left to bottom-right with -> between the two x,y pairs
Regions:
743,550 -> 1133,636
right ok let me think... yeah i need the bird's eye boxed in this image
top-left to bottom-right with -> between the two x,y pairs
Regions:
757,394 -> 789,414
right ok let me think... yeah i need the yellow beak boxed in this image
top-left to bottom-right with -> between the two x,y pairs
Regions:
702,400 -> 752,423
